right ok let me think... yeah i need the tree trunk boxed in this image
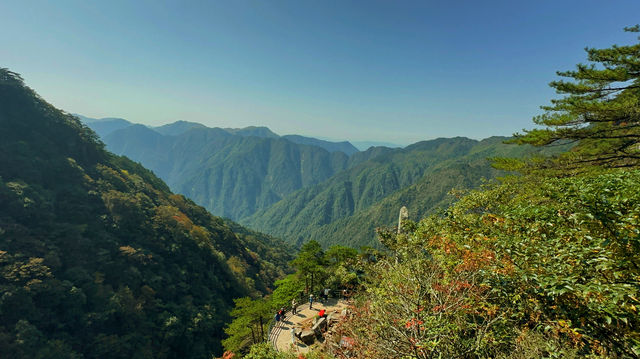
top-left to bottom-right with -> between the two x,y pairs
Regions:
250,325 -> 256,344
259,315 -> 264,341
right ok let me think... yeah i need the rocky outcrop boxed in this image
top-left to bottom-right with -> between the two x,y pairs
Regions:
300,330 -> 316,345
312,317 -> 327,335
312,317 -> 327,336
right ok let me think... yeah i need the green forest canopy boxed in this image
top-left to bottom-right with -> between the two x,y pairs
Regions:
0,68 -> 293,358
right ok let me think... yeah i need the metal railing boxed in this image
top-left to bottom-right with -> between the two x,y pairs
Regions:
266,289 -> 350,349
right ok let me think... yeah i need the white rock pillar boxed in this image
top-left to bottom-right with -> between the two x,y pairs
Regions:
398,206 -> 408,234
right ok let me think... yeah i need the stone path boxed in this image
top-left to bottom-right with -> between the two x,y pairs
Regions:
270,298 -> 349,354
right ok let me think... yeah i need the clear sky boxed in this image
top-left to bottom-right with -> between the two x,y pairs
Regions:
1,0 -> 639,145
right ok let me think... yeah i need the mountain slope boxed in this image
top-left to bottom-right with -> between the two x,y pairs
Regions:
243,137 -> 547,247
304,160 -> 498,247
282,134 -> 359,155
175,136 -> 354,219
102,124 -> 359,220
0,69 -> 291,358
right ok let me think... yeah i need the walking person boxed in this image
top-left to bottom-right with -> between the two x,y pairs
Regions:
324,287 -> 330,302
291,298 -> 297,315
309,294 -> 314,309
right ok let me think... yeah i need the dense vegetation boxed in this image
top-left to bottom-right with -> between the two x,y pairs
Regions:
0,69 -> 293,358
281,135 -> 359,156
340,169 -> 639,358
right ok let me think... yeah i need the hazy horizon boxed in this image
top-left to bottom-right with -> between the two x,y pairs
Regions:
77,113 -> 517,147
2,0 -> 639,144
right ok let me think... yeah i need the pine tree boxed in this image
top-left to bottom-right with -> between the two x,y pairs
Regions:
289,240 -> 325,295
509,25 -> 640,171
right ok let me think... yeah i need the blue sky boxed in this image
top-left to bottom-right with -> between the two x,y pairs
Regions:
1,0 -> 639,145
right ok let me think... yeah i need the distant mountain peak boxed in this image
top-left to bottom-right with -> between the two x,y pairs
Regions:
73,113 -> 130,123
282,134 -> 359,155
153,120 -> 207,136
351,140 -> 403,151
75,114 -> 133,138
224,126 -> 280,138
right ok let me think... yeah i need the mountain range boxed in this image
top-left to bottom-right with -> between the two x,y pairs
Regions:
83,119 -> 363,220
244,136 -> 550,247
78,116 -> 556,248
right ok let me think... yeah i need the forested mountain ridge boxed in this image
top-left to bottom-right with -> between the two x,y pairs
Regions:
0,69 -> 293,358
80,116 -> 358,156
244,136 -> 561,247
98,123 -> 363,220
281,134 -> 359,155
